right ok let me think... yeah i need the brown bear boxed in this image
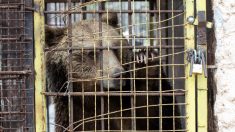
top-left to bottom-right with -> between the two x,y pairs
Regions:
45,13 -> 132,131
46,13 -> 181,131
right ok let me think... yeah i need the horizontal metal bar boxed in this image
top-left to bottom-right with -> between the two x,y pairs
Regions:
0,3 -> 20,5
25,7 -> 35,11
68,77 -> 186,81
0,38 -> 19,41
44,10 -> 184,14
0,27 -> 25,29
0,111 -> 32,115
45,45 -> 184,51
1,58 -> 33,61
1,128 -> 33,130
0,76 -> 22,80
42,91 -> 185,96
0,70 -> 31,75
0,97 -> 33,99
0,88 -> 34,91
0,5 -> 34,11
0,50 -> 32,53
0,37 -> 33,41
0,5 -> 18,8
0,119 -> 25,122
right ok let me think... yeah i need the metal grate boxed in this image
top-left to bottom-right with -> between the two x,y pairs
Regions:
0,0 -> 34,131
44,0 -> 187,131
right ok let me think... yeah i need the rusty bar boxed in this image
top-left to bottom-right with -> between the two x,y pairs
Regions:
0,97 -> 33,99
0,38 -> 19,41
127,0 -> 136,130
0,76 -> 21,80
42,91 -> 185,96
98,1 -> 105,130
67,0 -> 74,131
0,70 -> 31,75
0,88 -> 34,91
0,27 -> 24,29
0,5 -> 34,11
44,10 -> 184,14
44,45 -> 184,51
0,127 -> 33,132
157,0 -> 163,130
19,0 -> 26,129
0,112 -> 33,115
0,37 -> 33,41
79,0 -> 86,130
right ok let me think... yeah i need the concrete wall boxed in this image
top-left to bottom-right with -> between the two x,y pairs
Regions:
213,1 -> 235,131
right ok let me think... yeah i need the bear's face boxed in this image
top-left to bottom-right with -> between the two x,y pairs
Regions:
70,36 -> 126,89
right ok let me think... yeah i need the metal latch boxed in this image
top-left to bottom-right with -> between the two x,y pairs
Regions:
187,15 -> 213,29
187,49 -> 207,78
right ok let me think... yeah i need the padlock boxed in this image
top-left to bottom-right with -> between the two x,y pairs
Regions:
192,63 -> 203,74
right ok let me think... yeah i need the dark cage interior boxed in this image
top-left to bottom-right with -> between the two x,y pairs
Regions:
0,0 -> 34,131
44,0 -> 186,131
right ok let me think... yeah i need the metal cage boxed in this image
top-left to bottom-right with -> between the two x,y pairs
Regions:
0,0 -> 34,131
43,0 -> 187,131
0,0 -> 208,131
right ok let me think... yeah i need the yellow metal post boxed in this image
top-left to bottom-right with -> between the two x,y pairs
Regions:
34,0 -> 47,131
184,0 -> 196,131
196,0 -> 208,131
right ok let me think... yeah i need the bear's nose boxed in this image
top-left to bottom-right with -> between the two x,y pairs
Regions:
111,67 -> 124,78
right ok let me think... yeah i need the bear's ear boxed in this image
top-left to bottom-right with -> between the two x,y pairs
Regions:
45,25 -> 67,47
101,12 -> 118,27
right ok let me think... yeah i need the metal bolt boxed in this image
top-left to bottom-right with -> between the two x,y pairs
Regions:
187,16 -> 195,24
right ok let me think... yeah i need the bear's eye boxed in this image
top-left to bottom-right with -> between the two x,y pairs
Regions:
87,51 -> 100,59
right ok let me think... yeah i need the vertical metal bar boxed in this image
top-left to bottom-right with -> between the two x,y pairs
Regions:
98,1 -> 105,130
81,48 -> 85,131
21,0 -> 27,130
67,0 -> 74,131
106,7 -> 111,132
128,0 -> 136,130
79,0 -> 85,131
165,0 -> 169,78
196,0 -> 208,131
58,3 -> 62,26
171,0 -> 176,130
34,0 -> 47,131
6,4 -> 11,130
145,0 -> 150,130
184,0 -> 196,132
55,2 -> 58,26
45,2 -> 51,131
156,0 -> 163,130
118,1 -> 123,130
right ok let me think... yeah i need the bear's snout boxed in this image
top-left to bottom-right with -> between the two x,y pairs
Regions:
102,50 -> 126,89
110,67 -> 126,88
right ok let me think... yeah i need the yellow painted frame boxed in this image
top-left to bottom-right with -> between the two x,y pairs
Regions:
34,0 -> 47,131
196,0 -> 208,131
184,0 -> 196,131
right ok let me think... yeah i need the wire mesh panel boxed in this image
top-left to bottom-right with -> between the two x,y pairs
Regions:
44,0 -> 187,131
0,0 -> 34,131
